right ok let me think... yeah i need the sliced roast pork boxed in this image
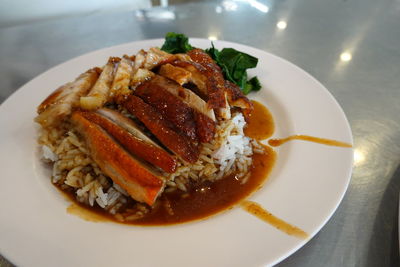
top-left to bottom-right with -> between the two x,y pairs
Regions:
224,80 -> 254,120
122,95 -> 200,163
85,108 -> 177,173
71,111 -> 165,205
134,77 -> 198,142
35,67 -> 101,127
80,57 -> 118,110
109,56 -> 134,98
140,75 -> 216,142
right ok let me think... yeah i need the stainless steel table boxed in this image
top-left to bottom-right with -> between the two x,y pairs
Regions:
1,0 -> 399,266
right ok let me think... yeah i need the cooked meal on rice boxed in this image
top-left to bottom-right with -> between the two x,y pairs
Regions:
35,33 -> 276,224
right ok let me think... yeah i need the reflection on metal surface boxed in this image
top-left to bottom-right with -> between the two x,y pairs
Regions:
244,0 -> 269,13
333,50 -> 353,73
277,20 -> 287,30
208,35 -> 218,41
340,52 -> 352,62
221,0 -> 269,13
354,148 -> 366,166
222,0 -> 239,11
135,9 -> 175,20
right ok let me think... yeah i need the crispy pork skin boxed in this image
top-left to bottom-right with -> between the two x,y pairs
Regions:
71,111 -> 165,205
135,78 -> 198,141
141,75 -> 216,142
122,95 -> 199,163
79,110 -> 177,173
186,49 -> 228,110
97,108 -> 158,147
194,112 -> 216,143
224,80 -> 254,120
151,75 -> 216,121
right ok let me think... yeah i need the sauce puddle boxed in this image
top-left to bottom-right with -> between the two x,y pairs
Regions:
132,145 -> 276,225
268,135 -> 352,148
240,200 -> 308,239
245,100 -> 275,140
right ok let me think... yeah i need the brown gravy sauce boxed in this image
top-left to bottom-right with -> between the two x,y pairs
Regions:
268,135 -> 352,148
240,200 -> 308,239
135,145 -> 276,225
245,100 -> 275,140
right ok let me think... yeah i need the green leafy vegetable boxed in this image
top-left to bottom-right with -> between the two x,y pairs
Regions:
206,44 -> 261,94
205,42 -> 220,62
161,32 -> 193,54
161,33 -> 261,94
243,76 -> 262,95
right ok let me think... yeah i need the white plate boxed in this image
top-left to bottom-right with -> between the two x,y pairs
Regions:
0,39 -> 353,266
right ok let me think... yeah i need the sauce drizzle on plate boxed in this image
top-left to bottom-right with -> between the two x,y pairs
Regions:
268,135 -> 352,148
240,200 -> 308,239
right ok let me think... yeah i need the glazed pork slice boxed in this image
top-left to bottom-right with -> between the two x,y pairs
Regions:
97,108 -> 158,147
109,56 -> 134,98
169,60 -> 208,98
135,77 -> 199,141
130,68 -> 155,87
84,108 -> 177,173
168,51 -> 231,119
122,95 -> 199,163
133,47 -> 176,72
133,49 -> 146,73
143,47 -> 176,70
35,68 -> 100,127
224,80 -> 254,120
142,75 -> 216,142
158,63 -> 192,86
171,59 -> 231,120
156,69 -> 216,121
193,112 -> 216,143
187,49 -> 228,109
80,57 -> 119,110
71,111 -> 165,205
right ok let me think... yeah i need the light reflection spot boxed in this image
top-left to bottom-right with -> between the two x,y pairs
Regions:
354,149 -> 365,166
222,1 -> 238,11
340,52 -> 352,62
277,21 -> 287,30
246,0 -> 269,13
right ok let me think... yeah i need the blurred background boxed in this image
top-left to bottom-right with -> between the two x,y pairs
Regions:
0,0 -> 204,27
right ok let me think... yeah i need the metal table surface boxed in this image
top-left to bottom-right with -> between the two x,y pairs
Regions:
0,0 -> 399,266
